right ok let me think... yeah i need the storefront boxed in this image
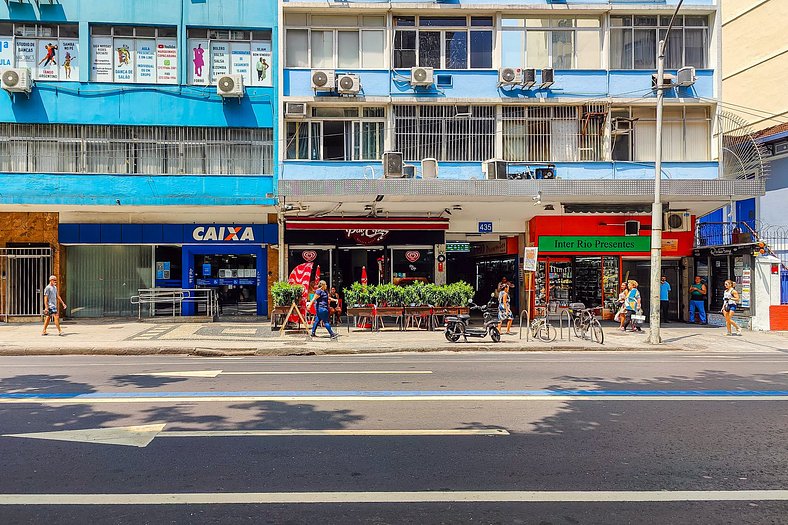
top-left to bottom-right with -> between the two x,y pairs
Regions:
693,244 -> 755,326
446,237 -> 521,310
284,218 -> 447,293
59,223 -> 277,317
528,215 -> 695,320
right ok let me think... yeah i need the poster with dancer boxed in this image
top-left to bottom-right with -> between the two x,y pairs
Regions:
91,36 -> 113,82
36,40 -> 59,80
113,38 -> 134,83
188,39 -> 209,85
135,39 -> 155,83
59,39 -> 78,81
156,38 -> 177,84
251,43 -> 272,87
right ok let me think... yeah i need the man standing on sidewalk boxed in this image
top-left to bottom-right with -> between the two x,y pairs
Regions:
660,276 -> 671,323
42,275 -> 66,336
688,275 -> 707,324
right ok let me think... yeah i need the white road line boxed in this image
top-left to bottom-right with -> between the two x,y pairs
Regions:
0,490 -> 786,505
220,371 -> 433,375
132,370 -> 223,378
2,395 -> 787,405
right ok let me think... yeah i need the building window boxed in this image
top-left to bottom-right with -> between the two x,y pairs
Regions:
611,106 -> 710,162
500,17 -> 601,70
285,14 -> 385,69
502,105 -> 607,162
90,26 -> 178,84
394,105 -> 495,162
610,15 -> 708,70
0,124 -> 273,175
0,23 -> 79,81
186,29 -> 272,86
285,106 -> 386,160
393,16 -> 493,70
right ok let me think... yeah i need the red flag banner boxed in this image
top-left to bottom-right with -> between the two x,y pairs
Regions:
288,262 -> 313,323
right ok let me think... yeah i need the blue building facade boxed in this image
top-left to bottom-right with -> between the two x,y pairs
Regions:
0,0 -> 279,318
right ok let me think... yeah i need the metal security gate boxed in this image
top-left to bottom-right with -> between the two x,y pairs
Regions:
0,247 -> 53,321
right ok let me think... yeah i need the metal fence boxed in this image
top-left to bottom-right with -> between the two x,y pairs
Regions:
782,271 -> 788,305
130,288 -> 218,319
695,221 -> 759,248
0,247 -> 53,320
0,124 -> 274,176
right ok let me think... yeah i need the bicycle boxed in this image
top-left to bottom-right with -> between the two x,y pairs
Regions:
529,306 -> 557,342
568,303 -> 604,344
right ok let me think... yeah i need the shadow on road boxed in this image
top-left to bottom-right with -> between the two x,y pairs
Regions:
109,374 -> 189,389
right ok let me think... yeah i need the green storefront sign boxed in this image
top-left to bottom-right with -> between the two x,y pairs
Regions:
538,236 -> 651,253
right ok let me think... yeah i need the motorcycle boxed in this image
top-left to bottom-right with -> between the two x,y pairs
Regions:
444,299 -> 501,343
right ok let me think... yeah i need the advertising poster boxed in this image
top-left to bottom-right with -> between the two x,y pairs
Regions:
135,39 -> 156,83
14,38 -> 36,72
230,42 -> 252,85
156,38 -> 177,84
188,39 -> 209,85
741,268 -> 751,308
0,38 -> 13,68
36,39 -> 59,80
523,247 -> 539,272
91,36 -> 113,82
59,39 -> 78,81
113,38 -> 135,83
251,43 -> 272,87
210,41 -> 230,83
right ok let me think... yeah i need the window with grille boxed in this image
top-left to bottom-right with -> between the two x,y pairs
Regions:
611,106 -> 711,162
285,106 -> 386,161
394,105 -> 495,162
0,23 -> 79,81
610,15 -> 708,70
0,124 -> 273,176
502,105 -> 607,162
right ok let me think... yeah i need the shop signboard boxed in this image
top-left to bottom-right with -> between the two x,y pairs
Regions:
538,236 -> 650,253
446,242 -> 470,253
346,229 -> 390,245
523,247 -> 539,272
741,267 -> 751,308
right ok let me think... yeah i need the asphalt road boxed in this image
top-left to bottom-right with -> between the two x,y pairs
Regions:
0,351 -> 786,524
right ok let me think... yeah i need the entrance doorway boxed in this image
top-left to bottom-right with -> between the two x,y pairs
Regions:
338,247 -> 385,286
621,260 -> 681,321
195,253 -> 257,316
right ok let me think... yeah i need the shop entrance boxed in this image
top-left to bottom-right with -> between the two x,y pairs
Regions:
194,253 -> 257,316
621,260 -> 681,321
338,247 -> 386,286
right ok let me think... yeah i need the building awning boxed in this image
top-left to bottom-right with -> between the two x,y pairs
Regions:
286,218 -> 449,231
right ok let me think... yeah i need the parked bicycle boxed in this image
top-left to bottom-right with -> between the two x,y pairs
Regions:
529,306 -> 557,342
567,303 -> 604,344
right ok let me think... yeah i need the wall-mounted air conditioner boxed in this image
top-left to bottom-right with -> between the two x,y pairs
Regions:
311,70 -> 336,91
540,68 -> 554,88
217,74 -> 244,97
664,211 -> 691,232
285,102 -> 307,118
383,151 -> 404,178
483,159 -> 507,180
336,73 -> 361,95
1,68 -> 32,94
421,158 -> 438,179
410,67 -> 434,87
523,68 -> 536,89
652,73 -> 676,90
498,67 -> 523,85
676,66 -> 696,87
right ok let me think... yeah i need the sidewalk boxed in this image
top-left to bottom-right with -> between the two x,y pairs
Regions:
1,318 -> 786,356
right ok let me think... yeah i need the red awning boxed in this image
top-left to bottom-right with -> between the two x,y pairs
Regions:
286,218 -> 449,231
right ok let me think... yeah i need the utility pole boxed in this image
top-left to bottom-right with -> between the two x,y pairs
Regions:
649,0 -> 684,345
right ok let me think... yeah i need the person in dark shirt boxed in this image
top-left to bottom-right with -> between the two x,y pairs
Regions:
307,280 -> 338,339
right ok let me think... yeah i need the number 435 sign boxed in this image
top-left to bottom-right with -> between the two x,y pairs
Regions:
478,222 -> 493,233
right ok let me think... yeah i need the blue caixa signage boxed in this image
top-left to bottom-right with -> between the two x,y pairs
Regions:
59,224 -> 277,245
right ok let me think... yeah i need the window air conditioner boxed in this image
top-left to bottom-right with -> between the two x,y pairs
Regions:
664,211 -> 691,232
285,102 -> 307,118
612,118 -> 633,134
336,73 -> 361,95
624,220 -> 640,236
1,68 -> 32,94
651,73 -> 676,91
676,66 -> 696,87
383,151 -> 404,178
540,68 -> 554,88
483,159 -> 507,180
421,158 -> 438,179
410,67 -> 434,87
498,67 -> 523,85
217,74 -> 244,97
311,70 -> 336,91
523,68 -> 536,88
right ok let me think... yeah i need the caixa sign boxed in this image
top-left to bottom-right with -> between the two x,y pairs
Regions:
192,226 -> 256,242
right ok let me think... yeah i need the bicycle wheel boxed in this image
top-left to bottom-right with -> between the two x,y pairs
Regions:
572,316 -> 584,339
538,322 -> 557,343
489,326 -> 501,343
590,318 -> 604,345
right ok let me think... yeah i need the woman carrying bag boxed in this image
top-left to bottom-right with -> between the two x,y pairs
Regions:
623,280 -> 642,332
722,280 -> 742,336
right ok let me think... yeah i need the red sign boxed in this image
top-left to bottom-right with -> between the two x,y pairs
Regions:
346,229 -> 390,245
405,250 -> 421,263
301,250 -> 317,262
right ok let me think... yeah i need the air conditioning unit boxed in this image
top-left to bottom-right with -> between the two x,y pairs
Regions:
336,73 -> 361,95
664,211 -> 691,232
523,68 -> 536,89
624,220 -> 640,236
421,158 -> 438,179
383,151 -> 404,178
498,67 -> 523,85
676,66 -> 696,87
403,165 -> 416,178
311,69 -> 336,91
540,68 -> 554,88
535,165 -> 556,180
285,102 -> 307,118
483,159 -> 507,180
1,68 -> 32,94
651,73 -> 675,90
217,74 -> 244,97
612,118 -> 633,134
410,67 -> 434,87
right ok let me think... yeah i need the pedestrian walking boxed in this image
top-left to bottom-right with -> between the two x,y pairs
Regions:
688,276 -> 707,324
660,276 -> 671,323
614,282 -> 628,329
497,284 -> 513,335
42,275 -> 66,336
307,280 -> 339,339
622,280 -> 642,332
722,279 -> 742,336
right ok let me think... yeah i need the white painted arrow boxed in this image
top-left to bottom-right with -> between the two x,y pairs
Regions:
132,370 -> 223,378
3,425 -> 508,447
132,370 -> 432,378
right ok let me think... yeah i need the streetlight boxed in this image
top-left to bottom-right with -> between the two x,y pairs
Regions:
649,0 -> 685,345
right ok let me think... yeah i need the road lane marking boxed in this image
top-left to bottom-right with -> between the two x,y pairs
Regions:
132,370 -> 223,378
1,390 -> 787,404
130,370 -> 433,378
0,490 -> 786,505
2,425 -> 507,447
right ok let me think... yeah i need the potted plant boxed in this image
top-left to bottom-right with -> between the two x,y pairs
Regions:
372,283 -> 404,324
345,282 -> 375,320
270,282 -> 304,328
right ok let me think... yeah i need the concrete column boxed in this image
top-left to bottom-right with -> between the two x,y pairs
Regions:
751,255 -> 781,331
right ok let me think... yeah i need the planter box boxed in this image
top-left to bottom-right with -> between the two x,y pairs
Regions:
375,307 -> 404,317
431,306 -> 470,316
404,306 -> 433,315
347,307 -> 375,318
